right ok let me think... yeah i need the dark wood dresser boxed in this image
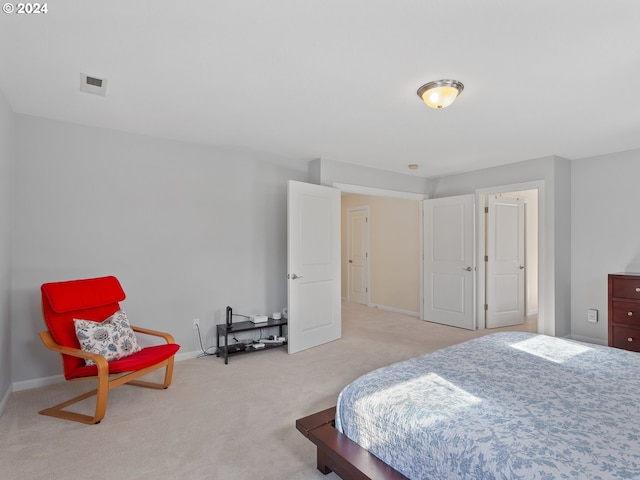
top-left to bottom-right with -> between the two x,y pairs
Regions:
609,273 -> 640,352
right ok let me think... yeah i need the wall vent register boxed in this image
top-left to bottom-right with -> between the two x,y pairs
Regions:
80,73 -> 107,96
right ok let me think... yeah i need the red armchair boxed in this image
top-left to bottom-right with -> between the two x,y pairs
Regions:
39,276 -> 180,424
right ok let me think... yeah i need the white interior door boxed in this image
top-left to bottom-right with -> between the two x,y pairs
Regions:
423,194 -> 475,330
287,180 -> 341,354
486,195 -> 525,328
347,207 -> 369,305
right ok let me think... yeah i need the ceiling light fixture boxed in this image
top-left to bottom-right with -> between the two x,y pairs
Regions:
417,79 -> 464,109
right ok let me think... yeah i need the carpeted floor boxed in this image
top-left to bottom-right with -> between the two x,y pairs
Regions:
0,303 -> 536,480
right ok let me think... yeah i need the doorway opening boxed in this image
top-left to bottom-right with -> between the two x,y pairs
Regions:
336,183 -> 425,318
333,181 -> 544,335
476,182 -> 542,333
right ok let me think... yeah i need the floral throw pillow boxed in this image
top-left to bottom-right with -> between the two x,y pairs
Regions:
74,309 -> 142,366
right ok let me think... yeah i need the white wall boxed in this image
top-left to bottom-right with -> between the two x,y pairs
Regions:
11,114 -> 307,383
0,89 -> 14,403
428,156 -> 571,337
571,149 -> 640,344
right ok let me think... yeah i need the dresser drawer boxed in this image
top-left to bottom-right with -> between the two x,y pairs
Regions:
611,326 -> 640,352
612,277 -> 640,300
612,301 -> 640,325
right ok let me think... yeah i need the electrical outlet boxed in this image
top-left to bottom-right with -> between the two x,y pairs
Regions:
587,309 -> 598,323
193,318 -> 200,329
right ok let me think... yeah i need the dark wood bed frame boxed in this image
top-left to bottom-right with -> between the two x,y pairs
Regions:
296,407 -> 408,480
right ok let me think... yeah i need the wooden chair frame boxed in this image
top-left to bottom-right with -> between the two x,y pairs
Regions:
39,326 -> 176,425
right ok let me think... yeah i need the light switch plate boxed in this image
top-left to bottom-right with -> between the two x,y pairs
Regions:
587,309 -> 598,323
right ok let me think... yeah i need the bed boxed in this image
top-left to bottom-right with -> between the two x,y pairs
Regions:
296,332 -> 640,479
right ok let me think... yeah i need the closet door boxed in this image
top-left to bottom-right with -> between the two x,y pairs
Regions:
423,194 -> 475,330
486,195 -> 525,328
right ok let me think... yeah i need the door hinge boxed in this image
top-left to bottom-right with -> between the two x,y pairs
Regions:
366,287 -> 368,292
484,255 -> 488,262
484,304 -> 488,311
485,206 -> 488,213
366,252 -> 368,258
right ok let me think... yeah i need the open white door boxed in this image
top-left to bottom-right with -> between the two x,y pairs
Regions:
423,194 -> 475,330
287,180 -> 341,354
486,195 -> 525,328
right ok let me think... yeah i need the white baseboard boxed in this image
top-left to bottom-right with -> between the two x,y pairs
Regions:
368,303 -> 420,318
13,374 -> 65,392
570,334 -> 607,346
176,350 -> 204,361
11,350 -> 208,393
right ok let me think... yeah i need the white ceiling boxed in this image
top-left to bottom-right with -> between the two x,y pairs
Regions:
1,1 -> 639,178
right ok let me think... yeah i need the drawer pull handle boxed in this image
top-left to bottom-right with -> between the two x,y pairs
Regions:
636,287 -> 640,293
629,337 -> 634,342
628,312 -> 634,316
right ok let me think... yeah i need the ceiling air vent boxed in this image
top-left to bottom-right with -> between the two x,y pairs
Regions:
80,73 -> 107,96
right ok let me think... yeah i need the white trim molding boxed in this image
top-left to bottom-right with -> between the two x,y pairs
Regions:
11,350 -> 205,393
333,182 -> 427,200
369,303 -> 420,318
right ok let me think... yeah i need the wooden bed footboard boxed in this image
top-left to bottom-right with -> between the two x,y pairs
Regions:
296,407 -> 408,480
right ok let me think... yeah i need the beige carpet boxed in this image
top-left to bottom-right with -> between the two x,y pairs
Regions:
0,303 -> 536,480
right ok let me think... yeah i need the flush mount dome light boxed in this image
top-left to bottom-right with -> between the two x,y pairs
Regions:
417,79 -> 464,109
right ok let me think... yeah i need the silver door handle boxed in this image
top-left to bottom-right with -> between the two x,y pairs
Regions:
348,260 -> 353,263
519,265 -> 525,270
462,266 -> 472,271
289,273 -> 303,280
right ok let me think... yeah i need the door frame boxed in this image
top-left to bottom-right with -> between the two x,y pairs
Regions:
346,206 -> 370,305
475,181 -> 545,333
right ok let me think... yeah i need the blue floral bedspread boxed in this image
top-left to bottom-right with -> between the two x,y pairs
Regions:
335,332 -> 640,479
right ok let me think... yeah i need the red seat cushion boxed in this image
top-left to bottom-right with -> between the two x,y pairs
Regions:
65,343 -> 181,380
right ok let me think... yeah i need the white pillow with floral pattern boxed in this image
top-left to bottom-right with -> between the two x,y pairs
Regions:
74,309 -> 142,366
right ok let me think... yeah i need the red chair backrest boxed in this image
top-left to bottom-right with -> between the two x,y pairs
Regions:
41,276 -> 126,375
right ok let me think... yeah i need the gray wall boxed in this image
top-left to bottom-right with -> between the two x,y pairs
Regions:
310,158 -> 428,194
571,149 -> 640,343
427,156 -> 572,337
0,90 -> 13,401
5,109 -> 639,386
11,114 -> 307,383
